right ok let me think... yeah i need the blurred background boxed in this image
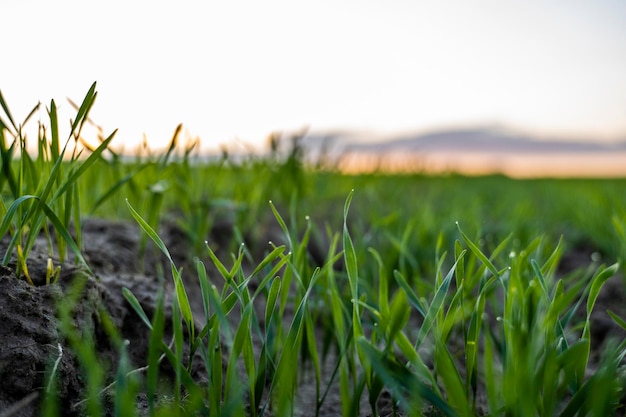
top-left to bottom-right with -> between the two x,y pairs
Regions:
2,0 -> 625,176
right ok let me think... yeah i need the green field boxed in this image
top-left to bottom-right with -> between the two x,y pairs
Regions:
1,85 -> 626,416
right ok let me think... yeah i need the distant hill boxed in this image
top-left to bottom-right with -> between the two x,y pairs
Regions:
297,126 -> 626,177
302,127 -> 626,154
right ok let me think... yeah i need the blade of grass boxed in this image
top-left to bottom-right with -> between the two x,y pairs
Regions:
457,222 -> 500,279
0,88 -> 18,133
415,251 -> 465,348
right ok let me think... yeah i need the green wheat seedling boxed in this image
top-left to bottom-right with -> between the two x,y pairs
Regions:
125,196 -> 359,417
309,200 -> 625,417
354,222 -> 625,417
0,82 -> 116,284
125,199 -> 290,415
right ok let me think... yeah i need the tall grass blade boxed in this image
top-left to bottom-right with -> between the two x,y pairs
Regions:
0,89 -> 18,133
52,129 -> 117,200
40,202 -> 89,269
70,82 -> 97,135
122,288 -> 153,330
358,337 -> 459,417
0,132 -> 18,196
393,270 -> 426,318
416,252 -> 464,348
146,284 -> 165,415
457,223 -> 500,278
126,199 -> 174,264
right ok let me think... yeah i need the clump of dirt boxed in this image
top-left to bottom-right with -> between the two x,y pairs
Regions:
0,219 -> 199,417
0,268 -> 84,416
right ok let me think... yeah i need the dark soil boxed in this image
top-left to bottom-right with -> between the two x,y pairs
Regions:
0,218 -> 625,416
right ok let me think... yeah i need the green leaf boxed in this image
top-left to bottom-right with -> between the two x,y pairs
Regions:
172,265 -> 194,337
146,284 -> 165,414
205,240 -> 232,281
530,259 -> 550,301
387,289 -> 410,343
454,240 -> 465,287
269,200 -> 292,250
393,270 -> 426,318
0,195 -> 37,240
40,202 -> 89,270
369,247 -> 389,320
49,100 -> 60,161
196,260 -> 211,320
172,298 -> 184,405
587,263 -> 619,319
416,251 -> 465,347
122,288 -> 153,330
0,88 -> 17,133
70,82 -> 97,135
52,129 -> 117,201
304,309 -> 321,406
343,190 -> 358,300
558,339 -> 589,391
434,340 -> 472,417
457,223 -> 500,278
126,199 -> 174,264
0,132 -> 18,197
89,172 -> 136,214
265,277 -> 281,330
608,310 -> 626,331
249,244 -> 286,279
357,337 -> 459,417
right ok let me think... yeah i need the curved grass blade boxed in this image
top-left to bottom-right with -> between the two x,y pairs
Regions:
0,88 -> 18,133
127,200 -> 194,336
0,131 -> 18,197
358,337 -> 459,417
52,129 -> 117,201
70,82 -> 97,136
269,200 -> 292,250
126,199 -> 174,264
265,277 -> 281,329
369,248 -> 389,319
393,270 -> 426,318
608,310 -> 626,331
0,195 -> 37,239
416,251 -> 465,347
457,222 -> 500,278
49,100 -> 60,161
122,288 -> 153,330
89,172 -> 137,215
586,263 -> 619,320
40,202 -> 89,270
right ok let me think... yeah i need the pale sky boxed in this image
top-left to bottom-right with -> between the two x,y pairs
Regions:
2,0 -> 626,152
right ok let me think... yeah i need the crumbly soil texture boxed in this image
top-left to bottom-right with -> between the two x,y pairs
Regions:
0,218 -> 625,417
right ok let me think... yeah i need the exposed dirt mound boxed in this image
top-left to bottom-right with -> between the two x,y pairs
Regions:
0,219 -> 193,416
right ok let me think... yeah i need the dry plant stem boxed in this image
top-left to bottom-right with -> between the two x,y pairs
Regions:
0,392 -> 40,417
46,343 -> 63,394
70,339 -> 173,412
